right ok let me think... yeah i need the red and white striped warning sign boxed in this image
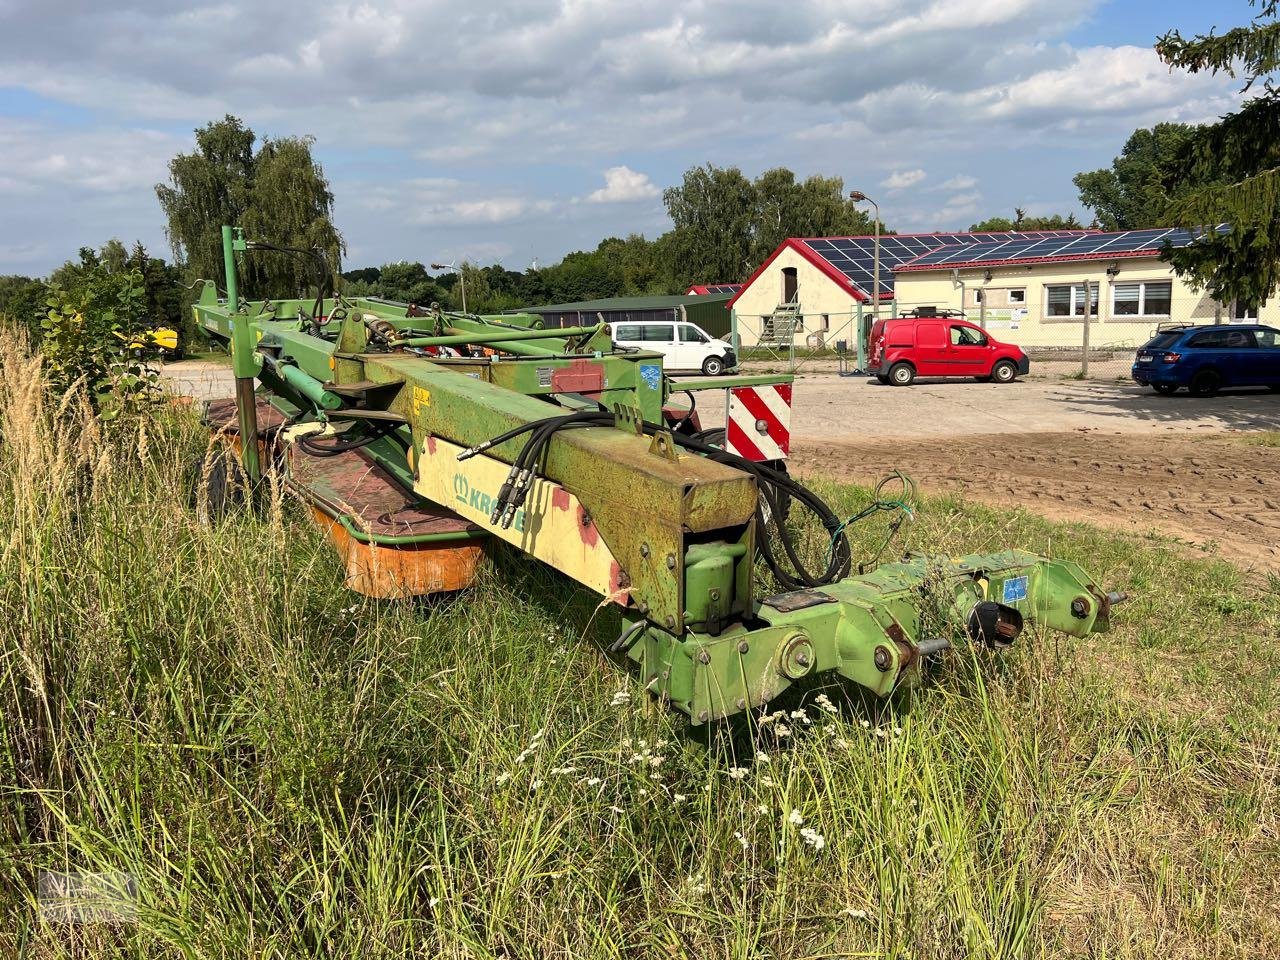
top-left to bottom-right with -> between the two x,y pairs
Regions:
726,383 -> 792,462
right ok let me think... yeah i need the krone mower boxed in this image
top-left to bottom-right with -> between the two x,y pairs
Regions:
194,226 -> 1125,724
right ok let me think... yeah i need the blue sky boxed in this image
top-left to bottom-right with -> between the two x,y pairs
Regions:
0,1 -> 1248,277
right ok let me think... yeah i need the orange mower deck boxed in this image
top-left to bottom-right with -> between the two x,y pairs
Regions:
204,398 -> 485,598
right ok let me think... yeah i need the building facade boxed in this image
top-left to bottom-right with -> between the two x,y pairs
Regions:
892,227 -> 1268,348
726,231 -> 1090,348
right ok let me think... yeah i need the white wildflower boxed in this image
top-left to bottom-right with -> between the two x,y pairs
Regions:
733,831 -> 750,850
757,804 -> 770,815
726,766 -> 749,781
673,794 -> 688,803
815,693 -> 839,714
787,808 -> 804,826
529,779 -> 543,791
610,688 -> 630,707
842,907 -> 867,919
774,723 -> 792,739
495,771 -> 512,785
754,752 -> 771,765
799,827 -> 825,851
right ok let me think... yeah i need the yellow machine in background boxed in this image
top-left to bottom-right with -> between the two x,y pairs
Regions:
116,327 -> 182,360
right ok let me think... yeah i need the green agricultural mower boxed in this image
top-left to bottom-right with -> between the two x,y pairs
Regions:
195,225 -> 1125,724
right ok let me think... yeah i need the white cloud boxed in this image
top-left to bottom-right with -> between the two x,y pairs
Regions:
585,166 -> 661,204
0,0 -> 1250,273
882,169 -> 927,191
414,197 -> 553,226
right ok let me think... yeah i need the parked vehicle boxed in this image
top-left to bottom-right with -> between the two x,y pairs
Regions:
867,316 -> 1030,386
1132,323 -> 1280,395
608,321 -> 736,375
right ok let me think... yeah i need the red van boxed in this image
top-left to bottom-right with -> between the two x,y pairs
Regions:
867,317 -> 1030,386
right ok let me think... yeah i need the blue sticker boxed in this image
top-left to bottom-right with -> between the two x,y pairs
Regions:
1002,576 -> 1029,603
639,364 -> 661,391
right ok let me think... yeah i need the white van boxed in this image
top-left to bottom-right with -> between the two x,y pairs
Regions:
608,321 -> 736,375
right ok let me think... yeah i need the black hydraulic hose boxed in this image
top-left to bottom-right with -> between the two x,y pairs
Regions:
461,409 -> 852,588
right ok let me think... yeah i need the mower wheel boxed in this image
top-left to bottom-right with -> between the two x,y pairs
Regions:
888,362 -> 915,386
1189,368 -> 1222,396
991,359 -> 1018,383
190,450 -> 248,521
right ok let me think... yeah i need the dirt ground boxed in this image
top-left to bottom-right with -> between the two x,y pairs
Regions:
168,359 -> 1280,570
690,373 -> 1280,570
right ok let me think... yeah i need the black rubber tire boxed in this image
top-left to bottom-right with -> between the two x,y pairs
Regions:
1189,369 -> 1222,396
1152,383 -> 1179,395
973,375 -> 992,383
888,362 -> 915,386
876,373 -> 890,384
701,355 -> 726,376
189,451 -> 248,521
991,360 -> 1018,383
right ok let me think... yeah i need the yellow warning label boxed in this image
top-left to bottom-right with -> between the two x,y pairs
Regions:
412,386 -> 431,415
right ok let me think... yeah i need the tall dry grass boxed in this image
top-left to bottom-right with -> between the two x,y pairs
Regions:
0,328 -> 1277,958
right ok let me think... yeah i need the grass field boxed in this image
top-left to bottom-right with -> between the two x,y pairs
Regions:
2,329 -> 1278,958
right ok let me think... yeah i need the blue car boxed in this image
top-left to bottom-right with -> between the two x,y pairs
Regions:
1132,323 -> 1280,395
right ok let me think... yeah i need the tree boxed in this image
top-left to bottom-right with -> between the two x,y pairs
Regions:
1072,124 -> 1202,229
663,164 -> 880,289
663,164 -> 757,288
156,115 -> 344,300
968,210 -> 1084,232
1155,2 -> 1280,306
0,275 -> 50,339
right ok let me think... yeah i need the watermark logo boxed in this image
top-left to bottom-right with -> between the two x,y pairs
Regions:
38,871 -> 137,925
639,364 -> 661,391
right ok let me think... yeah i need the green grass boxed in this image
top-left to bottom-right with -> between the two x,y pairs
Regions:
1,330 -> 1277,958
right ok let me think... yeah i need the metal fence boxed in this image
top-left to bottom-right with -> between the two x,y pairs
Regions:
732,298 -> 1248,380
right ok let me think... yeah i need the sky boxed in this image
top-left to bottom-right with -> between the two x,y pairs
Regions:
0,0 -> 1251,278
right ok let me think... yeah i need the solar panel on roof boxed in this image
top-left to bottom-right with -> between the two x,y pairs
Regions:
796,231 -> 1091,297
897,226 -> 1227,271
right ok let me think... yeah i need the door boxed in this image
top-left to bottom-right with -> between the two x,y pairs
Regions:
913,321 -> 948,375
948,323 -> 993,376
782,267 -> 798,305
1253,326 -> 1280,384
641,323 -> 677,367
677,323 -> 712,370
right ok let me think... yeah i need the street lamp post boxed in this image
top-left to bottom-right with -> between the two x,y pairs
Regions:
431,260 -> 467,314
848,191 -> 881,374
848,191 -> 881,320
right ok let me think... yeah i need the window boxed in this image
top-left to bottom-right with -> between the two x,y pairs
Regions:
1008,288 -> 1026,304
1234,300 -> 1259,321
614,324 -> 642,342
820,314 -> 830,332
641,324 -> 674,342
950,325 -> 987,346
1187,329 -> 1257,348
1112,280 -> 1173,317
1046,283 -> 1098,318
1256,327 -> 1279,348
973,289 -> 984,303
678,324 -> 708,343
